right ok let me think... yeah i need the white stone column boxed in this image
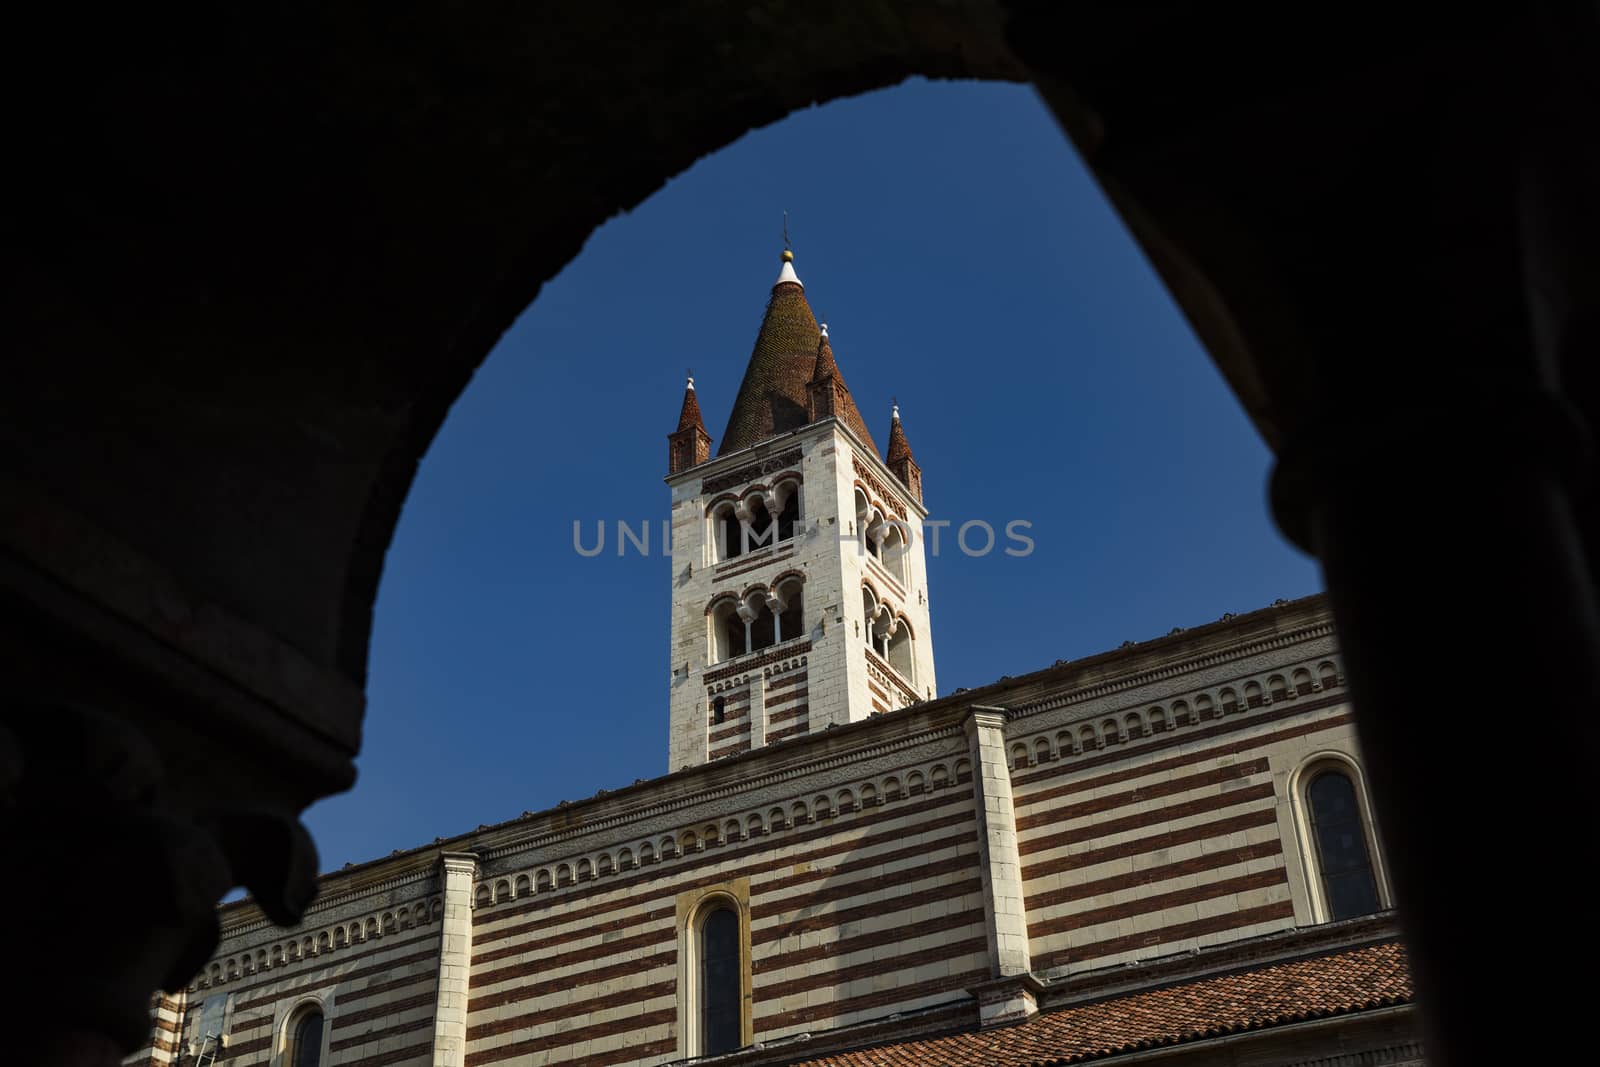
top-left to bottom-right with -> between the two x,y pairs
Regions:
751,673 -> 768,749
432,852 -> 478,1067
964,707 -> 1031,978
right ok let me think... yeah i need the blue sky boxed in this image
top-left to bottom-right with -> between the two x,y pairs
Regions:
303,78 -> 1321,874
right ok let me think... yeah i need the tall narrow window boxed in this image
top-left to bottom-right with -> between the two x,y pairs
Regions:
775,487 -> 800,542
718,507 -> 742,561
746,498 -> 773,552
286,1008 -> 324,1067
699,906 -> 741,1055
1307,770 -> 1380,920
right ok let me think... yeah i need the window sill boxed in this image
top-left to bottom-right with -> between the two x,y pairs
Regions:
712,538 -> 797,576
704,636 -> 812,682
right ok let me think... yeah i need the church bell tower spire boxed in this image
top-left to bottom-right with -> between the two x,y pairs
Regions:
663,247 -> 937,771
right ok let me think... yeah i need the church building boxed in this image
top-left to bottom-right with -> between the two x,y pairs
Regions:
127,252 -> 1420,1067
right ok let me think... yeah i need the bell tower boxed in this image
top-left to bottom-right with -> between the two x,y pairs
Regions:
663,250 -> 936,770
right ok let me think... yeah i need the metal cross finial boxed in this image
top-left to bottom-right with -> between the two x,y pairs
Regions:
782,210 -> 791,252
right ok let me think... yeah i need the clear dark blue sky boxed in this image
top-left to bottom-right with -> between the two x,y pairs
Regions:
303,79 -> 1321,874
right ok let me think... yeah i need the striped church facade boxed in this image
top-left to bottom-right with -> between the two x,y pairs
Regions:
127,594 -> 1413,1067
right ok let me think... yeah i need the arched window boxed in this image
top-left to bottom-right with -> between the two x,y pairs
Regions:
709,597 -> 745,663
747,597 -> 776,651
774,482 -> 801,542
285,1006 -> 325,1067
711,696 -> 726,724
887,618 -> 913,681
882,521 -> 907,584
773,576 -> 804,643
744,496 -> 774,552
712,503 -> 742,562
853,489 -> 872,558
1306,769 -> 1381,921
698,905 -> 742,1056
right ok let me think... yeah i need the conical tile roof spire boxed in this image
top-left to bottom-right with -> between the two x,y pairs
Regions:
720,251 -> 877,455
885,401 -> 923,503
667,373 -> 713,474
806,322 -> 876,450
810,322 -> 839,385
675,374 -> 706,433
886,401 -> 914,466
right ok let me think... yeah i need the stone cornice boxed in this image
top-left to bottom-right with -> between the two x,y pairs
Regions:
218,857 -> 439,937
223,595 -> 1336,910
480,712 -> 969,864
1013,620 -> 1335,722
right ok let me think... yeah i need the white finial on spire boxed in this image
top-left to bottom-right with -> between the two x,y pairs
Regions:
892,401 -> 900,421
687,375 -> 695,390
820,322 -> 829,339
775,248 -> 802,288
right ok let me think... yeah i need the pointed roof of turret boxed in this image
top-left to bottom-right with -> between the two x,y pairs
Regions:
810,323 -> 839,385
719,251 -> 877,455
810,322 -> 877,450
886,402 -> 915,466
675,374 -> 707,433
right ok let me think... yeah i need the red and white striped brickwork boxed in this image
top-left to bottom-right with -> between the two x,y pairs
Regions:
166,596 -> 1362,1067
122,992 -> 184,1066
462,735 -> 985,1067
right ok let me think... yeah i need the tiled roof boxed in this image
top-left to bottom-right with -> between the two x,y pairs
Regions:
809,331 -> 876,453
720,280 -> 824,454
886,410 -> 914,467
778,941 -> 1410,1067
677,381 -> 708,433
720,270 -> 877,456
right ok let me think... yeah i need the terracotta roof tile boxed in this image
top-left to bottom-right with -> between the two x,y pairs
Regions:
809,330 -> 877,453
779,941 -> 1411,1067
720,281 -> 824,454
886,409 -> 913,467
720,258 -> 877,456
677,380 -> 708,433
